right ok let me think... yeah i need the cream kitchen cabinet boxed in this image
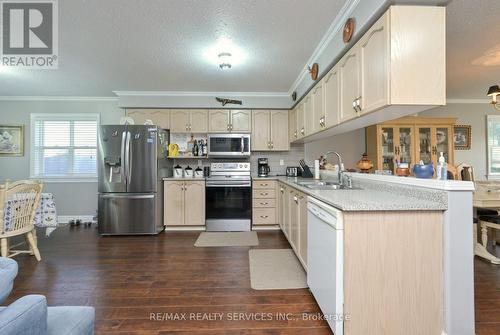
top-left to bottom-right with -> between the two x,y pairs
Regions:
170,109 -> 208,133
289,108 -> 297,142
289,6 -> 445,143
296,102 -> 305,139
322,65 -> 340,128
208,109 -> 251,133
339,47 -> 361,123
251,110 -> 289,151
278,181 -> 307,269
311,82 -> 324,134
164,180 -> 205,226
303,93 -> 313,136
126,109 -> 170,129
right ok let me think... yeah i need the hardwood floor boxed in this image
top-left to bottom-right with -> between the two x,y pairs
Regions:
5,226 -> 500,334
6,227 -> 331,334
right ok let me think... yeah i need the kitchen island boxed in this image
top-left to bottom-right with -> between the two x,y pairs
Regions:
252,172 -> 474,335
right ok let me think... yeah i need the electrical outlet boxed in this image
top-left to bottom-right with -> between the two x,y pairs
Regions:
280,159 -> 284,166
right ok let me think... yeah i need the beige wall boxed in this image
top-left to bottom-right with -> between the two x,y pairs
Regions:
420,102 -> 492,180
304,129 -> 366,170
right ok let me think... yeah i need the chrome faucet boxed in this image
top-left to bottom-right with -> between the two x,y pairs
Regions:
325,151 -> 346,186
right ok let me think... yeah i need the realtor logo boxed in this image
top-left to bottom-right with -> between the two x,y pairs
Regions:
1,0 -> 58,68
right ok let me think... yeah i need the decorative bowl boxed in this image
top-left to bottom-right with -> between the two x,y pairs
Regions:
413,163 -> 434,179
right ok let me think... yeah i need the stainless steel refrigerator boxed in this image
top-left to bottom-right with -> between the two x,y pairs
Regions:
97,125 -> 172,235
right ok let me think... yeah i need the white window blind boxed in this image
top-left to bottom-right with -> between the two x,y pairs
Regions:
30,113 -> 99,180
487,115 -> 500,178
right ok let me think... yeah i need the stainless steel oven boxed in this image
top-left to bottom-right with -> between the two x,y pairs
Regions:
205,162 -> 252,231
207,134 -> 251,157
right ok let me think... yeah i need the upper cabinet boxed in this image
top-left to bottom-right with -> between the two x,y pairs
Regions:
126,109 -> 170,129
339,48 -> 361,123
290,6 -> 445,144
252,110 -> 289,151
289,108 -> 297,142
171,109 -> 208,133
323,65 -> 340,128
311,82 -> 324,134
208,109 -> 251,133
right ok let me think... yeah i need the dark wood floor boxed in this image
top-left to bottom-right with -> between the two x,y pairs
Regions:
6,227 -> 331,334
5,226 -> 500,334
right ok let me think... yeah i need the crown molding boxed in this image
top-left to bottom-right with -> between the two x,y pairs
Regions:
0,96 -> 118,101
446,98 -> 491,104
287,0 -> 360,96
113,90 -> 290,98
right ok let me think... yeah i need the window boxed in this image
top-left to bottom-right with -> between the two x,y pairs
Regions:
487,115 -> 500,178
30,113 -> 99,180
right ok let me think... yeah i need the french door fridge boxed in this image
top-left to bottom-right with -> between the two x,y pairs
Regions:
97,125 -> 171,235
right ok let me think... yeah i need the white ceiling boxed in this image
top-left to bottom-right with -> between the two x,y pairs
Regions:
446,0 -> 500,99
0,0 -> 346,97
1,0 -> 498,99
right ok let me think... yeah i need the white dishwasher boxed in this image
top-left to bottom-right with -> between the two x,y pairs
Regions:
307,196 -> 344,335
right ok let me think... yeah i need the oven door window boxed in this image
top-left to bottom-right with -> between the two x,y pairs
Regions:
206,186 -> 251,219
209,138 -> 249,153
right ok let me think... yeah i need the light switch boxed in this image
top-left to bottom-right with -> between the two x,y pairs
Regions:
280,159 -> 284,166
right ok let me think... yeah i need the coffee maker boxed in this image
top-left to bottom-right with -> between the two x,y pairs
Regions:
258,158 -> 271,177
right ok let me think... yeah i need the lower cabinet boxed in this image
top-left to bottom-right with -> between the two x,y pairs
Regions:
164,180 -> 205,226
278,182 -> 307,269
252,180 -> 277,226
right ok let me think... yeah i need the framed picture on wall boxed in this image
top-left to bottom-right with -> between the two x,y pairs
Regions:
0,125 -> 24,156
453,125 -> 471,150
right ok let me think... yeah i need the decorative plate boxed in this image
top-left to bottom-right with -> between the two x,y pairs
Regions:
343,18 -> 355,43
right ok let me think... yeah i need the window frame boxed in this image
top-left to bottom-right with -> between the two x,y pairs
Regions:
29,113 -> 100,182
487,115 -> 500,180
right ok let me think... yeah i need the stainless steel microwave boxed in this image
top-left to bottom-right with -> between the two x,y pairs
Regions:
207,134 -> 251,157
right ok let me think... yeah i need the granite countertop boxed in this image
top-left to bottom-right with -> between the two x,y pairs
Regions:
163,174 -> 447,211
253,176 -> 447,212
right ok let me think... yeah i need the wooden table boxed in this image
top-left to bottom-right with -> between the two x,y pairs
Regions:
473,183 -> 500,264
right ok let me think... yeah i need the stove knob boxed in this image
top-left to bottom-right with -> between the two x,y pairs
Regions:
239,164 -> 242,168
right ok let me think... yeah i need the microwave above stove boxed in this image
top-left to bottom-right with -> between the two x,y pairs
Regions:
207,134 -> 251,157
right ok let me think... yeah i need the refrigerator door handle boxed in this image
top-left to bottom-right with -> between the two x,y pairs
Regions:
126,131 -> 132,186
121,131 -> 127,183
100,194 -> 155,199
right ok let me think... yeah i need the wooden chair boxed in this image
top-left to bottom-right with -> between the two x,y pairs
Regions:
0,180 -> 43,261
456,163 -> 475,182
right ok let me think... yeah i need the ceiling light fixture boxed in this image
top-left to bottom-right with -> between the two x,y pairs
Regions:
487,85 -> 500,111
218,52 -> 232,70
202,37 -> 247,69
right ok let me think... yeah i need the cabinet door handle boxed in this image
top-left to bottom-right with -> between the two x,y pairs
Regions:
227,124 -> 230,131
294,131 -> 297,138
261,183 -> 268,186
260,215 -> 269,219
260,202 -> 268,205
300,127 -> 305,135
294,195 -> 298,204
260,192 -> 268,196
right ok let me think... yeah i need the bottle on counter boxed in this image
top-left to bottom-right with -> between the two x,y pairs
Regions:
193,140 -> 198,156
202,139 -> 208,156
437,152 -> 447,180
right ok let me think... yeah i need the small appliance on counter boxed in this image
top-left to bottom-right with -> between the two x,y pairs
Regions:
258,158 -> 271,177
203,166 -> 210,177
173,165 -> 183,178
286,166 -> 300,177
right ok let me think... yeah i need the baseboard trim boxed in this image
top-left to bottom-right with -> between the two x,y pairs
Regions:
58,215 -> 95,224
164,226 -> 206,231
252,225 -> 281,231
